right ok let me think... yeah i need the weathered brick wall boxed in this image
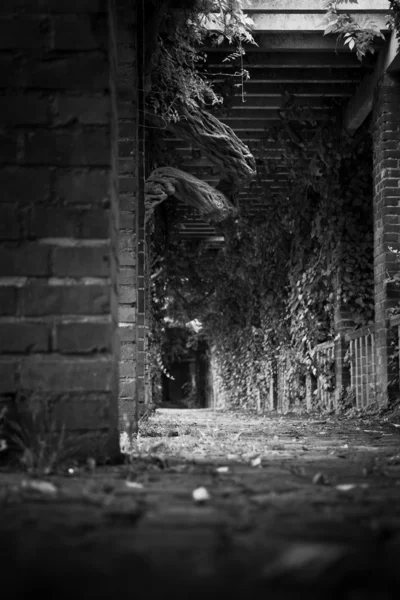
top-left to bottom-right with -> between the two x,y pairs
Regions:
116,0 -> 138,427
0,0 -> 120,459
372,73 -> 400,406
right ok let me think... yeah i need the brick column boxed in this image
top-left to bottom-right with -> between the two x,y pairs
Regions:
372,73 -> 400,406
333,303 -> 353,407
0,0 -> 120,459
116,0 -> 138,429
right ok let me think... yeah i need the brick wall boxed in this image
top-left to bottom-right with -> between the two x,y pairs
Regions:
116,0 -> 138,427
0,0 -> 120,459
372,73 -> 400,406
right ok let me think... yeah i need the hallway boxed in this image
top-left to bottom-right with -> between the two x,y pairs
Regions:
1,408 -> 400,598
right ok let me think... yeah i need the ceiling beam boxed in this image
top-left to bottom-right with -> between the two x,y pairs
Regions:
344,32 -> 400,134
242,0 -> 390,10
248,13 -> 388,33
226,96 -> 343,108
238,82 -> 355,96
206,51 -> 367,68
205,32 -> 387,52
210,71 -> 362,84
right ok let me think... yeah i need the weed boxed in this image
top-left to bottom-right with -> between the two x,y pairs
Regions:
0,397 -> 67,475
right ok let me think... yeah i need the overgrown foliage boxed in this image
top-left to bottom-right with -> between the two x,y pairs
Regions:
322,0 -> 385,60
147,0 -> 255,123
148,0 -> 381,411
387,1 -> 400,42
153,103 -> 374,409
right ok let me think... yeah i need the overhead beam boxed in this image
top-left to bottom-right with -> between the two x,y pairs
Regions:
345,32 -> 400,134
209,67 -> 363,83
248,13 -> 388,33
239,82 -> 355,96
206,52 -> 367,68
242,0 -> 390,10
226,96 -> 343,109
205,33 -> 387,52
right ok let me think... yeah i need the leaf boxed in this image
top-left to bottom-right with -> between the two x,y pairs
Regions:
125,481 -> 144,489
312,472 -> 329,485
192,486 -> 210,502
323,22 -> 339,36
21,480 -> 57,494
336,483 -> 366,491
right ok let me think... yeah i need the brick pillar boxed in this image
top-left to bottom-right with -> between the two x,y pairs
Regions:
116,0 -> 138,429
372,73 -> 400,406
334,302 -> 353,407
0,0 -> 120,459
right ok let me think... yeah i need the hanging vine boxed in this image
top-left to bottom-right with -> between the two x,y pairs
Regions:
322,0 -> 385,60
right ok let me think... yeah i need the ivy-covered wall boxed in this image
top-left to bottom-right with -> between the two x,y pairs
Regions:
153,105 -> 376,413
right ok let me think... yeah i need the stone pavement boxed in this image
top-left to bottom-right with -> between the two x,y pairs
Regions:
1,408 -> 400,599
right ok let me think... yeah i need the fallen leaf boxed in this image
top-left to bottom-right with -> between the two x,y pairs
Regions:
21,480 -> 57,494
336,483 -> 357,492
312,472 -> 329,485
336,483 -> 369,492
387,455 -> 400,464
125,481 -> 144,489
251,456 -> 262,467
192,486 -> 210,503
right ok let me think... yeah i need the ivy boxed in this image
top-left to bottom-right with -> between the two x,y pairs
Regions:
322,0 -> 385,60
386,2 -> 400,42
148,1 -> 380,410
147,0 -> 255,123
152,102 -> 375,410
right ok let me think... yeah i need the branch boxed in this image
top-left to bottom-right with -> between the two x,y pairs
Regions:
145,167 -> 238,221
147,105 -> 256,183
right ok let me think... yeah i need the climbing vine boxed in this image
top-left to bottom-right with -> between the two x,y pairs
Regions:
147,0 -> 255,124
148,0 -> 382,410
153,100 -> 375,409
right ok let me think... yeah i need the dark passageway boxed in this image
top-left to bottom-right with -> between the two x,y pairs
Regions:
1,1 -> 400,598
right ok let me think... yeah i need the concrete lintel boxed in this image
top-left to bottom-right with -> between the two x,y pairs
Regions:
344,32 -> 400,135
187,0 -> 390,12
242,0 -> 390,11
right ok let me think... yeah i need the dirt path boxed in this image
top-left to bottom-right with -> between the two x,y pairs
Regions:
1,408 -> 400,598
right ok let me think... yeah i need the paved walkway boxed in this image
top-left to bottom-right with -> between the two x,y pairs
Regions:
1,408 -> 400,598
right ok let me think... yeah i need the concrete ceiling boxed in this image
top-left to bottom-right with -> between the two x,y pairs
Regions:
169,0 -> 396,243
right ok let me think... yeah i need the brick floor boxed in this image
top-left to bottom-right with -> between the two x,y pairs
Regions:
1,408 -> 400,598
